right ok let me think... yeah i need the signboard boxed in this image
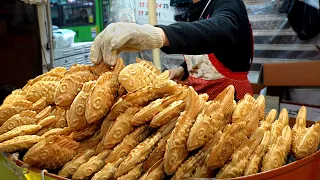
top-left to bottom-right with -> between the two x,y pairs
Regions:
135,0 -> 176,25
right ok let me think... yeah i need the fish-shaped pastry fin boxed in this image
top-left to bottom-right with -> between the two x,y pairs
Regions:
270,108 -> 289,145
136,57 -> 161,75
260,109 -> 277,131
112,58 -> 125,76
256,95 -> 265,121
214,85 -> 236,115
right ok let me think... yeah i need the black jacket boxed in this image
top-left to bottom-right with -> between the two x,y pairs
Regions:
157,0 -> 253,79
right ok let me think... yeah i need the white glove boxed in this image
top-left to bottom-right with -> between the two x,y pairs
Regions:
90,22 -> 164,66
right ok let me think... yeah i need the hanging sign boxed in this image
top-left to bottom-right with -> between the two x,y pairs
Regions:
135,0 -> 176,25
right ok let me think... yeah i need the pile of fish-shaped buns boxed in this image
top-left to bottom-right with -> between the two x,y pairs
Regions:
0,57 -> 319,180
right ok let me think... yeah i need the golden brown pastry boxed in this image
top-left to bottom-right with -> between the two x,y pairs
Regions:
35,106 -> 52,121
214,85 -> 236,115
37,115 -> 56,127
55,64 -> 96,107
23,135 -> 79,169
72,149 -> 112,180
0,125 -> 42,142
140,159 -> 166,180
23,67 -> 66,88
71,122 -> 101,141
207,121 -> 247,170
164,87 -> 208,175
86,72 -> 119,123
256,95 -> 266,121
0,110 -> 37,134
150,100 -> 185,128
115,132 -> 162,178
41,127 -> 71,138
104,106 -> 141,148
232,94 -> 260,136
98,116 -> 115,138
118,63 -> 158,92
131,89 -> 187,126
173,131 -> 222,179
117,163 -> 144,180
2,89 -> 27,105
107,80 -> 181,121
26,81 -> 60,104
91,62 -> 112,76
192,131 -> 223,178
262,125 -> 292,171
187,100 -> 224,151
92,158 -> 124,180
76,132 -> 102,154
270,108 -> 289,145
244,130 -> 271,176
52,106 -> 68,128
118,85 -> 127,97
143,134 -> 170,172
58,149 -> 95,178
106,125 -> 153,164
0,99 -> 33,126
68,81 -> 95,130
136,57 -> 161,75
115,120 -> 174,177
35,127 -> 54,136
30,97 -> 47,113
112,58 -> 125,76
0,135 -> 44,152
292,106 -> 320,159
260,109 -> 277,131
216,127 -> 265,179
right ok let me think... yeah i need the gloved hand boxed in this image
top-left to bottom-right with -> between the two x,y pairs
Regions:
90,22 -> 164,66
169,66 -> 185,81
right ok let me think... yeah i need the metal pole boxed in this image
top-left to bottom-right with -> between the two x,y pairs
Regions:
147,0 -> 162,70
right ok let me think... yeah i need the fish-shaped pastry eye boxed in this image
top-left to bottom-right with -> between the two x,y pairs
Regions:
92,98 -> 102,110
75,104 -> 85,115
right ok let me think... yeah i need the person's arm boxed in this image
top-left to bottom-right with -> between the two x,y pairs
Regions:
156,0 -> 242,55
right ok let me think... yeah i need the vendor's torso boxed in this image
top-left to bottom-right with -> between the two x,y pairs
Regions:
184,0 -> 253,100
